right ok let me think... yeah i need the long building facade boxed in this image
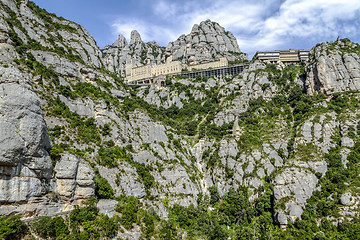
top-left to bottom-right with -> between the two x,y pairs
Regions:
254,49 -> 309,65
125,57 -> 228,83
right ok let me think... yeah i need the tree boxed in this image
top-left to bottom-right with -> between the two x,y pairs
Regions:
209,186 -> 220,205
94,176 -> 114,199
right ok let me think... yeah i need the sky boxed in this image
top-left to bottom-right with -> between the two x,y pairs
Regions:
32,0 -> 360,58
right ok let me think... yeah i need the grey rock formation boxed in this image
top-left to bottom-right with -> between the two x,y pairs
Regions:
112,34 -> 127,48
340,192 -> 354,206
306,40 -> 360,95
130,30 -> 142,45
98,164 -> 146,199
166,19 -> 247,64
55,154 -> 94,201
0,65 -> 52,203
102,31 -> 165,74
97,199 -> 118,217
338,191 -> 360,219
102,19 -> 247,74
2,1 -> 360,235
274,168 -> 318,222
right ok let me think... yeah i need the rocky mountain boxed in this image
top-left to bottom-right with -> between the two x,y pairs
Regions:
1,1 -> 360,239
102,19 -> 248,76
102,30 -> 166,74
165,19 -> 248,65
306,39 -> 360,95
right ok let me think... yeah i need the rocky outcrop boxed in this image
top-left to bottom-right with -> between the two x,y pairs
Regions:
0,0 -> 101,209
54,154 -> 94,202
102,31 -> 165,74
0,65 -> 52,203
306,39 -> 360,95
337,191 -> 360,220
165,19 -> 247,64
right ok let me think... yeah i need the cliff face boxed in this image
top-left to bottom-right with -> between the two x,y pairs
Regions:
102,30 -> 166,74
0,0 -> 107,209
0,0 -> 53,203
306,39 -> 360,95
0,64 -> 52,203
1,0 -> 360,238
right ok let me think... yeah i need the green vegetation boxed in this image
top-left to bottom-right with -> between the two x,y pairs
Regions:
3,3 -> 360,238
68,198 -> 119,239
27,1 -> 77,33
2,0 -> 86,70
283,141 -> 360,239
327,38 -> 360,55
32,216 -> 69,239
169,183 -> 277,239
0,216 -> 28,239
123,81 -> 228,138
115,195 -> 141,229
4,175 -> 360,239
96,143 -> 155,193
46,97 -> 102,145
94,174 -> 114,199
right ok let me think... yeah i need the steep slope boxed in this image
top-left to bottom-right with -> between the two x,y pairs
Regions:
1,1 -> 360,239
0,0 -> 119,208
306,38 -> 360,95
0,0 -> 101,204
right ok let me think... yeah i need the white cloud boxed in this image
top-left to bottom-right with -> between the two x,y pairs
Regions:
109,0 -> 360,56
153,0 -> 179,19
111,18 -> 179,45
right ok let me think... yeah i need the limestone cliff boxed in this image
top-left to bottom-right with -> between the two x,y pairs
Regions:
0,64 -> 52,203
0,0 -> 360,238
0,0 -> 106,212
306,39 -> 360,95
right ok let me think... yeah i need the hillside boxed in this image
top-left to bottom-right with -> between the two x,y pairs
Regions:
0,0 -> 360,239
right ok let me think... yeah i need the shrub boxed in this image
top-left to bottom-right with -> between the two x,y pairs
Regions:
0,216 -> 27,239
94,176 -> 114,199
69,201 -> 99,226
209,186 -> 220,205
32,216 -> 68,239
115,195 -> 140,229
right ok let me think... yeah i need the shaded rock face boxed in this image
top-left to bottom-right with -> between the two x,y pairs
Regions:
306,40 -> 360,95
130,30 -> 142,45
0,66 -> 52,203
112,34 -> 127,48
165,19 -> 248,64
0,0 -> 102,208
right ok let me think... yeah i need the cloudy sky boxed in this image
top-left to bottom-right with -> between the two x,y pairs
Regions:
32,0 -> 360,57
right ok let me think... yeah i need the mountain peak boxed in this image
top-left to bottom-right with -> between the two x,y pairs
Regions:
166,19 -> 246,64
112,34 -> 128,48
130,30 -> 142,45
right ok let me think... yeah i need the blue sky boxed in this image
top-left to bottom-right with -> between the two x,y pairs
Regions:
32,0 -> 360,57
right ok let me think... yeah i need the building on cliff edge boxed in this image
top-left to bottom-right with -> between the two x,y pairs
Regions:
125,57 -> 228,84
254,49 -> 309,65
